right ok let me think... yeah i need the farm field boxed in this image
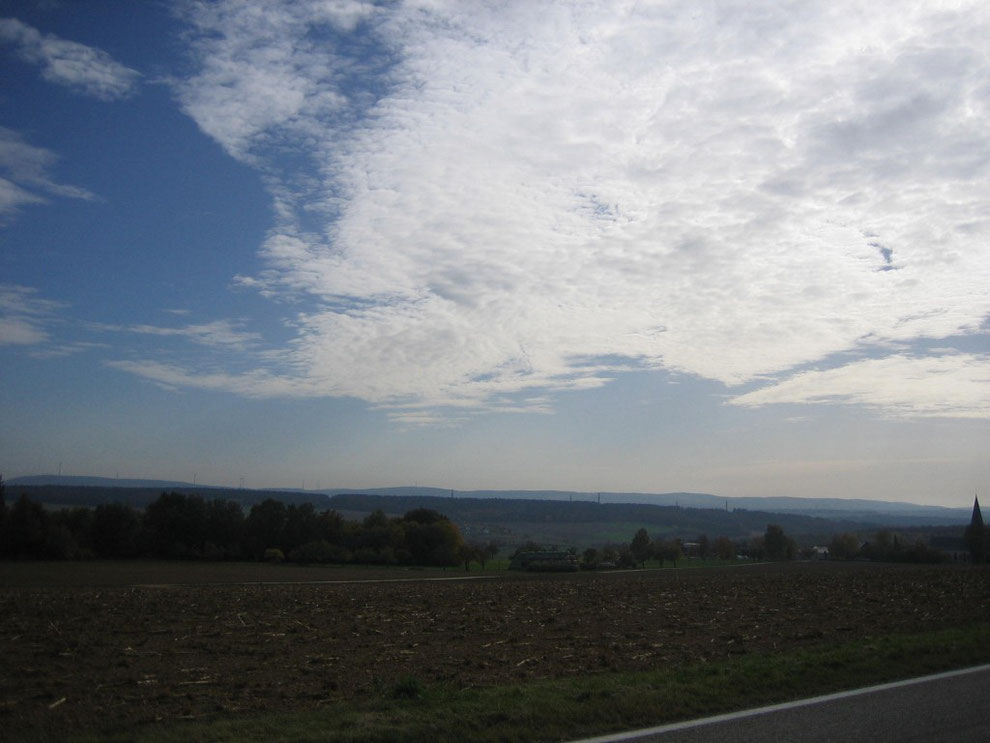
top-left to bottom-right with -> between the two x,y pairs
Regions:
2,561 -> 989,741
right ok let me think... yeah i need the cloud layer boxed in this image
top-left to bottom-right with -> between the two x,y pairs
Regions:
139,1 -> 990,420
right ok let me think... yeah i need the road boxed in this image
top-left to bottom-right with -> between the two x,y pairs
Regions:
570,664 -> 990,743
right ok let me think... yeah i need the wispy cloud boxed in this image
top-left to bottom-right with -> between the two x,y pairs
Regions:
103,359 -> 304,398
0,284 -> 64,346
730,354 -> 990,419
0,128 -> 94,221
28,341 -> 107,360
125,320 -> 262,351
132,1 -> 990,420
0,17 -> 140,100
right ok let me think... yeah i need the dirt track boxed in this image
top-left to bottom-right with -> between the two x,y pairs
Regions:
2,561 -> 988,739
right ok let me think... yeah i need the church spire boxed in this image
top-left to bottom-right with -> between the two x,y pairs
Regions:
966,495 -> 986,563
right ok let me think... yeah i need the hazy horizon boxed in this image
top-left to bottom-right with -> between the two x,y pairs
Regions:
4,472 -> 978,512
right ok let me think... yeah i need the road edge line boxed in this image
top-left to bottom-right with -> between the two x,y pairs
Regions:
567,662 -> 990,743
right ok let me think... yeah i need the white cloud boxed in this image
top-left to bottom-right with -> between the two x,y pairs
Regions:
0,176 -> 45,219
0,17 -> 140,100
730,354 -> 990,419
28,341 -> 107,360
0,284 -> 64,346
174,0 -> 379,162
126,320 -> 262,351
152,1 -> 990,420
0,128 -> 95,221
104,359 -> 305,398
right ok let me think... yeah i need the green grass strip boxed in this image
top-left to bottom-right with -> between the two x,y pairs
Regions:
76,623 -> 990,743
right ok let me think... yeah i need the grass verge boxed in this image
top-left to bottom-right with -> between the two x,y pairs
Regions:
76,622 -> 990,743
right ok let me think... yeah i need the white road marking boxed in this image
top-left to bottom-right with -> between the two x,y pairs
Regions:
567,663 -> 990,743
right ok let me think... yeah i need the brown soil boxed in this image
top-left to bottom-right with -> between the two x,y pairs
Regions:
2,561 -> 988,739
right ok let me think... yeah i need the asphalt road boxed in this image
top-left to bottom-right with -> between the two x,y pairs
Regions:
570,664 -> 990,743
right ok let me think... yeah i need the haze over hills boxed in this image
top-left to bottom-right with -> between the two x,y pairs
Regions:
7,475 -> 219,490
6,475 -> 970,526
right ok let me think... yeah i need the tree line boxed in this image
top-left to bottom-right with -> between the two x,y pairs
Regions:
610,524 -> 796,568
621,524 -> 957,565
0,482 -> 496,568
828,529 -> 966,564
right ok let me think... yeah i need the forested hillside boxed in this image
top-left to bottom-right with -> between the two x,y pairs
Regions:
328,493 -> 867,543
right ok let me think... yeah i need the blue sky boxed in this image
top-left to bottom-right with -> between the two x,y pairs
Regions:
1,1 -> 988,505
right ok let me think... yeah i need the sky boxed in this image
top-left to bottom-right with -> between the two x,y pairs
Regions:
1,0 -> 988,506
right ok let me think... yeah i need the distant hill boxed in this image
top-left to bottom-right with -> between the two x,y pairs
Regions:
317,486 -> 969,526
5,482 -> 330,510
7,476 -> 969,529
8,475 -> 207,490
334,491 -> 972,546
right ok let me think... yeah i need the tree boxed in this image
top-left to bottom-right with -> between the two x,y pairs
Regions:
475,540 -> 498,570
403,510 -> 465,567
7,494 -> 49,558
0,475 -> 7,559
658,538 -> 683,567
617,548 -> 637,569
459,543 -> 479,571
92,503 -> 141,558
744,536 -> 763,560
282,503 -> 319,554
143,492 -> 208,558
0,473 -> 6,529
764,524 -> 796,561
316,509 -> 344,543
204,498 -> 244,558
696,533 -> 710,559
714,536 -> 735,561
402,508 -> 445,525
244,499 -> 287,558
364,509 -> 390,529
828,533 -> 859,561
630,528 -> 651,567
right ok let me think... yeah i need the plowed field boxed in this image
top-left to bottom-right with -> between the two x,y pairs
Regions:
2,561 -> 988,739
